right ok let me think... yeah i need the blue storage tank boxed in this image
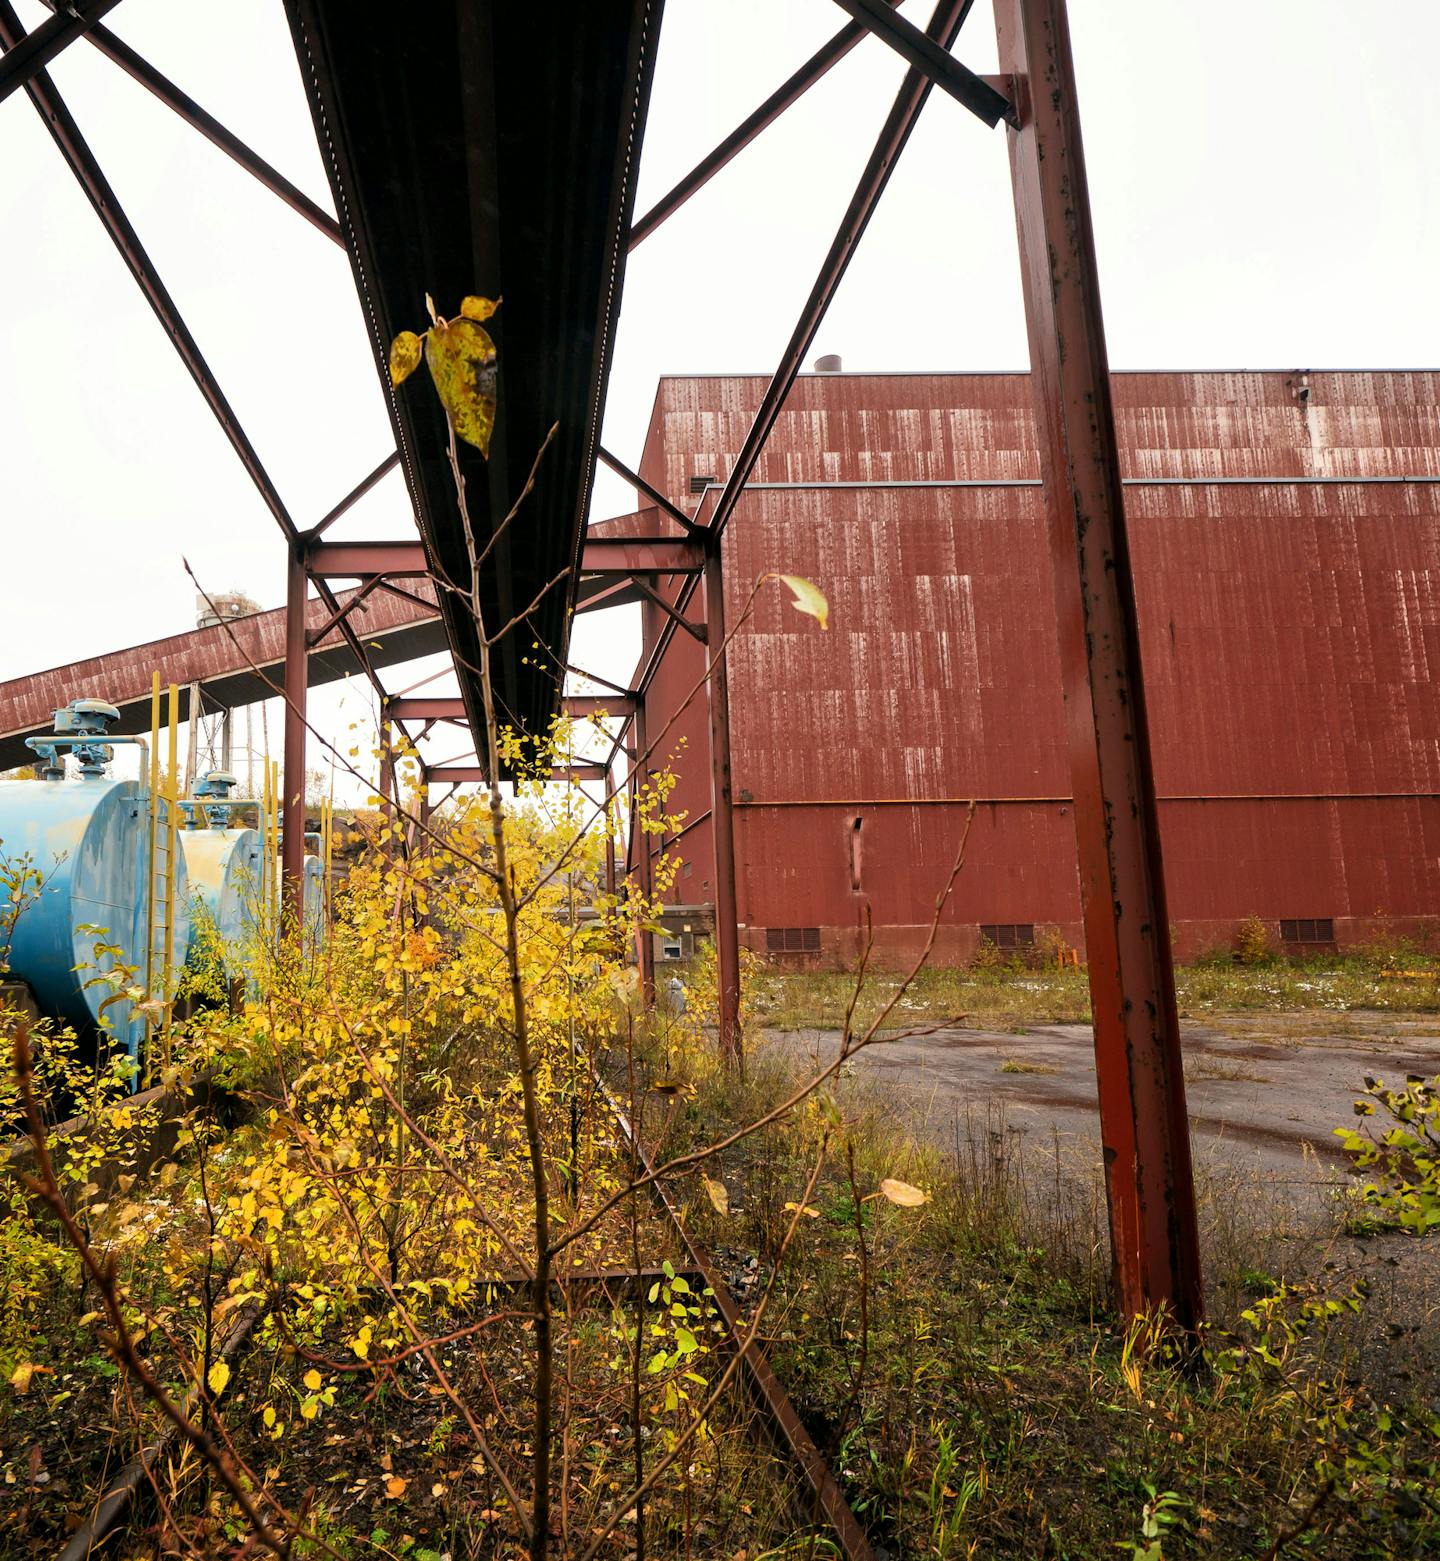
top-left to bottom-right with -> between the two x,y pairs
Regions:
178,775 -> 328,974
179,773 -> 266,971
0,701 -> 190,1058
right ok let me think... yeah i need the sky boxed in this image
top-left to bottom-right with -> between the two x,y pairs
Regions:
2,0 -> 1437,798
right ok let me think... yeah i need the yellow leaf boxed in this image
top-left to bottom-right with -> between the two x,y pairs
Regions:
350,1328 -> 371,1361
783,1200 -> 821,1218
776,574 -> 829,630
878,1177 -> 928,1208
10,1362 -> 49,1394
389,330 -> 423,388
300,1399 -> 318,1421
263,1405 -> 276,1428
386,1475 -> 408,1499
207,1360 -> 231,1396
425,316 -> 497,455
303,1368 -> 323,1391
460,295 -> 501,322
702,1175 -> 729,1216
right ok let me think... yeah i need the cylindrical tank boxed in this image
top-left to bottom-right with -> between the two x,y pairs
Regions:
303,853 -> 325,953
181,826 -> 266,965
179,773 -> 265,974
0,776 -> 190,1054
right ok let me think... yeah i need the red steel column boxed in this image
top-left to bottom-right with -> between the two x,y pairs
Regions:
704,545 -> 742,1063
377,717 -> 397,859
631,701 -> 657,1007
281,543 -> 308,926
994,0 -> 1202,1328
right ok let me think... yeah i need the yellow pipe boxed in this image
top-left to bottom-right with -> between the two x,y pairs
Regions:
162,683 -> 179,1069
143,672 -> 161,1057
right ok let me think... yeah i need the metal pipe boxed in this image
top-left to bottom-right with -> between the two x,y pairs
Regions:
703,548 -> 742,1063
995,0 -> 1202,1330
705,0 -> 977,545
281,545 -> 308,925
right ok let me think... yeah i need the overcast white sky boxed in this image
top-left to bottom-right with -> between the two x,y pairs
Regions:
2,0 -> 1437,797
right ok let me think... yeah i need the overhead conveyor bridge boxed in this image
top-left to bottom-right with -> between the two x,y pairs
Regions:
0,583 -> 443,774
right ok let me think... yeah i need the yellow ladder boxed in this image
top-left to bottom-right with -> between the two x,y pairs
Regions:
143,677 -> 180,1080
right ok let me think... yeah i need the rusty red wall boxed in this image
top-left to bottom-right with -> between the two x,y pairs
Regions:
635,371 -> 1440,962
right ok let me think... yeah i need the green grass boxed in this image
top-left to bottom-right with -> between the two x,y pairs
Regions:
750,947 -> 1439,1034
659,1031 -> 1440,1559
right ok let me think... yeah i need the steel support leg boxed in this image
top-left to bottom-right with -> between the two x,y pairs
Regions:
632,701 -> 657,1009
281,544 -> 308,927
995,0 -> 1202,1329
704,548 -> 742,1064
378,718 -> 396,853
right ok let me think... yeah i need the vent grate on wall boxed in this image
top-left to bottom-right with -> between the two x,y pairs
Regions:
766,926 -> 821,954
1280,917 -> 1335,945
689,473 -> 717,494
979,923 -> 1036,952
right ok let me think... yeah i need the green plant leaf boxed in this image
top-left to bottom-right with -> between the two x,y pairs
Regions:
878,1177 -> 928,1208
425,317 -> 497,455
777,573 -> 829,630
389,330 -> 423,388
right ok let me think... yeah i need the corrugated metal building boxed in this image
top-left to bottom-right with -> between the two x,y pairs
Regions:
629,370 -> 1440,965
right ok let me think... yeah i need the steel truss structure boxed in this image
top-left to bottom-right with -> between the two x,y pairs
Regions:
1,0 -> 1203,1330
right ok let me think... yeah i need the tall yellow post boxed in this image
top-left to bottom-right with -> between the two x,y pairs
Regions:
162,683 -> 179,1070
143,672 -> 161,1060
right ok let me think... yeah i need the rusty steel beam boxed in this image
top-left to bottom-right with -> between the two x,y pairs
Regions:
828,0 -> 1011,125
306,539 -> 429,577
628,1 -> 903,251
706,0 -> 977,544
0,0 -> 300,546
281,546 -> 308,920
703,548 -> 742,1063
597,448 -> 698,533
309,451 -> 402,538
567,664 -> 635,700
575,576 -> 645,614
633,576 -> 707,643
34,0 -> 342,243
995,0 -> 1202,1330
428,764 -> 608,784
565,694 -> 637,718
386,697 -> 467,723
0,0 -> 121,104
306,574 -> 382,646
631,698 -> 657,1008
581,536 -> 704,575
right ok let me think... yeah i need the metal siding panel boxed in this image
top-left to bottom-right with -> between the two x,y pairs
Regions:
636,371 -> 1440,955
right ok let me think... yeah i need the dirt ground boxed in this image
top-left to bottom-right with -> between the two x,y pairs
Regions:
765,1008 -> 1440,1379
768,1009 -> 1440,1189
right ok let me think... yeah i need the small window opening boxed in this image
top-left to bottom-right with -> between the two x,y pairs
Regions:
766,927 -> 821,954
689,473 -> 717,494
1280,917 -> 1335,946
979,923 -> 1036,953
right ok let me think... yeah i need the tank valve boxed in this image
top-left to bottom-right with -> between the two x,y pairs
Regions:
31,699 -> 121,780
193,770 -> 239,828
